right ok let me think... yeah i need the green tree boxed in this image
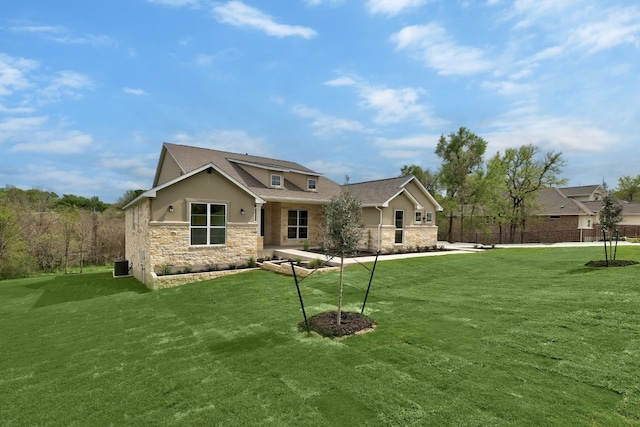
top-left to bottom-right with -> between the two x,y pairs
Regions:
614,175 -> 640,202
322,190 -> 365,325
400,165 -> 440,194
0,207 -> 32,278
599,183 -> 623,265
489,145 -> 566,243
56,194 -> 109,212
117,189 -> 146,208
435,127 -> 487,242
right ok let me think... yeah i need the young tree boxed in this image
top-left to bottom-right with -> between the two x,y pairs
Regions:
489,145 -> 566,243
599,183 -> 623,265
435,127 -> 487,241
322,190 -> 365,325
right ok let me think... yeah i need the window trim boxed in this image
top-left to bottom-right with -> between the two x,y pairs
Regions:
415,211 -> 422,223
394,209 -> 404,244
425,212 -> 433,223
287,210 -> 308,240
271,174 -> 282,188
307,178 -> 317,191
189,202 -> 227,246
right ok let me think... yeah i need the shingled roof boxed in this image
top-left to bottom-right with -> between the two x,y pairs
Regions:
536,188 -> 594,216
158,142 -> 342,202
344,176 -> 443,210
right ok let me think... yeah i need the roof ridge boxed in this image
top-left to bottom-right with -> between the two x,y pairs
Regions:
164,142 -> 308,169
344,175 -> 406,186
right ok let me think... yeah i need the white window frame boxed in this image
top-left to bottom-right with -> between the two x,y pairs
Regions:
415,211 -> 422,223
189,202 -> 226,246
271,174 -> 282,188
395,210 -> 404,244
426,212 -> 433,223
287,210 -> 308,239
307,178 -> 317,191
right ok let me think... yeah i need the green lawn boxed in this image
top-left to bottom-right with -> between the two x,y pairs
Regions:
1,247 -> 639,426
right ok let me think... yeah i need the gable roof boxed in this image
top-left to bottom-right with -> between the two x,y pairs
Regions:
558,185 -> 603,199
536,187 -> 594,216
156,142 -> 342,203
124,162 -> 266,209
344,176 -> 443,211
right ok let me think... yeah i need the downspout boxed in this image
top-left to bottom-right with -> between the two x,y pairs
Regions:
375,206 -> 383,252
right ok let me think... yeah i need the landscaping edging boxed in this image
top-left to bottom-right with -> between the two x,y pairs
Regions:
150,268 -> 260,290
259,259 -> 339,277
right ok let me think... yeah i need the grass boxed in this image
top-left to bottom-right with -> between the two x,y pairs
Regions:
1,246 -> 639,426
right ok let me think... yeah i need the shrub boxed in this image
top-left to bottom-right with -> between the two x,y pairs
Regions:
247,257 -> 256,268
303,241 -> 310,251
159,264 -> 172,276
308,258 -> 324,269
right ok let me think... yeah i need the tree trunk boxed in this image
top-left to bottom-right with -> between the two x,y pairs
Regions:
447,212 -> 454,242
337,254 -> 344,325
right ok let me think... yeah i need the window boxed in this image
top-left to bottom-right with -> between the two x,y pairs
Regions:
190,203 -> 226,245
415,211 -> 422,223
395,210 -> 404,244
549,215 -> 560,220
307,178 -> 317,191
288,210 -> 308,239
271,174 -> 282,188
426,212 -> 433,223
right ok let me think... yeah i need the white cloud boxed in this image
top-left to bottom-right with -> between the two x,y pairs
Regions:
123,87 -> 148,96
170,129 -> 272,155
0,53 -> 37,96
324,76 -> 357,87
147,0 -> 200,7
366,0 -> 429,17
485,113 -> 620,155
569,9 -> 640,55
305,0 -> 344,6
325,74 -> 446,127
391,23 -> 493,76
100,154 -> 156,178
292,104 -> 372,137
8,24 -> 115,46
0,115 -> 94,154
212,1 -> 317,39
37,71 -> 94,104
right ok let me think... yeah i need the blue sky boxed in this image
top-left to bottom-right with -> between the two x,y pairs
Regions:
1,0 -> 639,203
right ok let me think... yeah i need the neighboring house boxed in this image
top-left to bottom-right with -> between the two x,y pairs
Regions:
509,185 -> 640,243
124,142 -> 442,286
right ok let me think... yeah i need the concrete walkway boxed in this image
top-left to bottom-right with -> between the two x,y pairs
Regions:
273,240 -> 637,266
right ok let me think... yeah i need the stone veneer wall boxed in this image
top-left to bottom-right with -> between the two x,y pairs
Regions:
276,203 -> 324,246
125,199 -> 152,285
148,222 -> 258,274
365,225 -> 438,253
150,268 -> 260,290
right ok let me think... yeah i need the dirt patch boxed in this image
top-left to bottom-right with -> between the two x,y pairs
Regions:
299,311 -> 376,338
585,260 -> 639,267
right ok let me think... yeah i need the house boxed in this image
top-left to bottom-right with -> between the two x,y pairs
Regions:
497,185 -> 640,243
124,142 -> 442,287
444,184 -> 640,244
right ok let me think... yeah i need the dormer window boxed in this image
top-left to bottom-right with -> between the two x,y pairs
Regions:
271,174 -> 282,188
308,178 -> 317,191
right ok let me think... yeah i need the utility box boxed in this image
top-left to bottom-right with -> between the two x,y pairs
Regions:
114,259 -> 129,277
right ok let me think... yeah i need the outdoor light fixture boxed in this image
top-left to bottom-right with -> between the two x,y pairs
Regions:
240,208 -> 245,215
168,205 -> 174,212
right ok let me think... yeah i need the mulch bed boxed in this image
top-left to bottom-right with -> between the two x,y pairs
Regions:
585,260 -> 639,267
299,311 -> 376,338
